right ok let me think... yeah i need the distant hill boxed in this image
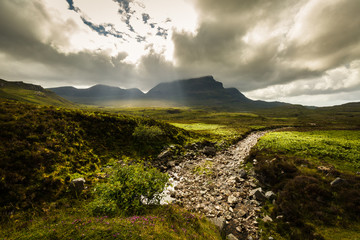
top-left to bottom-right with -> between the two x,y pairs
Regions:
0,79 -> 75,107
48,84 -> 144,105
146,76 -> 290,110
321,102 -> 360,112
146,76 -> 249,105
48,76 -> 290,110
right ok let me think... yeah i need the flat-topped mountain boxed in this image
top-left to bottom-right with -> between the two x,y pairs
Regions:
47,76 -> 290,109
146,76 -> 250,104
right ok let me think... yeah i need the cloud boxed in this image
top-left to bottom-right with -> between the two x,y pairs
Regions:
173,0 -> 360,95
246,61 -> 360,100
0,0 -> 178,89
0,0 -> 359,106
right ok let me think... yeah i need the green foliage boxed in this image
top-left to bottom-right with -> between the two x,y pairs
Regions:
132,125 -> 167,155
90,164 -> 169,215
1,205 -> 221,240
0,86 -> 75,107
0,100 -> 188,218
102,107 -> 298,145
193,160 -> 214,176
251,130 -> 360,239
256,130 -> 360,172
133,125 -> 165,143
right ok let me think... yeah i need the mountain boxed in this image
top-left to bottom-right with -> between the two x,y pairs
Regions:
145,76 -> 289,110
146,76 -> 249,103
48,84 -> 144,105
47,76 -> 291,109
0,79 -> 74,107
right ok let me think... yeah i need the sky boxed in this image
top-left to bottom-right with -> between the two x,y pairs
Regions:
0,0 -> 360,106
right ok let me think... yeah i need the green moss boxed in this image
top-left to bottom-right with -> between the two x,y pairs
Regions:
256,130 -> 360,172
0,100 -> 190,217
251,130 -> 360,240
1,205 -> 221,240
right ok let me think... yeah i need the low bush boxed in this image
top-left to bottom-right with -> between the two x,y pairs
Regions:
89,164 -> 169,215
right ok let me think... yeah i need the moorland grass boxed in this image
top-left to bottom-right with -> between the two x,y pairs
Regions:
251,130 -> 360,240
1,204 -> 221,240
255,130 -> 360,172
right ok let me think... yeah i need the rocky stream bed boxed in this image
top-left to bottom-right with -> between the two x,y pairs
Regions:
156,130 -> 278,240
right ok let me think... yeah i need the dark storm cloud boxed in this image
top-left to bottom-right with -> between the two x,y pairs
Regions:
1,0 -> 359,104
0,0 -> 172,89
173,0 -> 360,93
64,0 -> 142,41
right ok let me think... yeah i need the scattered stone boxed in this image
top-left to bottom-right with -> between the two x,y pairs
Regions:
250,188 -> 267,201
162,130 -> 277,239
157,149 -> 173,160
265,191 -> 276,200
227,233 -> 239,240
262,215 -> 273,223
167,161 -> 176,168
330,177 -> 346,187
228,195 -> 238,205
70,178 -> 86,194
239,169 -> 247,178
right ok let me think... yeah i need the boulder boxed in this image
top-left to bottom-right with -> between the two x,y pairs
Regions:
227,233 -> 239,240
330,177 -> 346,187
262,215 -> 273,223
317,166 -> 332,174
249,188 -> 266,201
157,149 -> 173,160
70,178 -> 85,194
167,161 -> 176,168
265,191 -> 276,200
239,169 -> 247,179
227,195 -> 238,205
209,216 -> 225,232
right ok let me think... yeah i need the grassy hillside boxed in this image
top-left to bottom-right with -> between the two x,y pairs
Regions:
0,100 -> 190,216
0,79 -> 75,107
0,99 -> 223,239
249,130 -> 360,240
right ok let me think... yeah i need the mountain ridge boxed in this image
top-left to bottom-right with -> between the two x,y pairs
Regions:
48,76 -> 291,109
0,78 -> 75,106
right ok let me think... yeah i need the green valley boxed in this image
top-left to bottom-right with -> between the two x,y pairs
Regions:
0,79 -> 359,240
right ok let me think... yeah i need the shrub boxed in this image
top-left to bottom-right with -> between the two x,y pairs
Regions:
132,125 -> 167,155
132,125 -> 165,144
90,164 -> 169,215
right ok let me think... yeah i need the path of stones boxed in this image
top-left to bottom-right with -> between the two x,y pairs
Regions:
167,130 -> 274,240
